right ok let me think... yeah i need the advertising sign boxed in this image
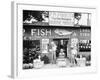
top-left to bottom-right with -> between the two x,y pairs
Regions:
49,12 -> 74,26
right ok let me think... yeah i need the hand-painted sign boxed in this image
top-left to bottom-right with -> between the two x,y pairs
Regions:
49,12 -> 74,26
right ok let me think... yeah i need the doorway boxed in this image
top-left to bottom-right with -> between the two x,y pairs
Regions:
53,38 -> 69,58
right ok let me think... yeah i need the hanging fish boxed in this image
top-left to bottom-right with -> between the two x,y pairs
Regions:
54,29 -> 72,35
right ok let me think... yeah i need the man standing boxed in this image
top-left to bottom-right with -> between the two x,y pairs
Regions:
70,32 -> 78,65
50,41 -> 57,64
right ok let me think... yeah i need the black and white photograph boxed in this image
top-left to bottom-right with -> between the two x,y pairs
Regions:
11,2 -> 97,78
23,10 -> 91,69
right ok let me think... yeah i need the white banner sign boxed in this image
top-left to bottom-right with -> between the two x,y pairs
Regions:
49,12 -> 74,26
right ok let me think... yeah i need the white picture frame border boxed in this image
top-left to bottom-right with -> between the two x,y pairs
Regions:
11,1 -> 97,78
